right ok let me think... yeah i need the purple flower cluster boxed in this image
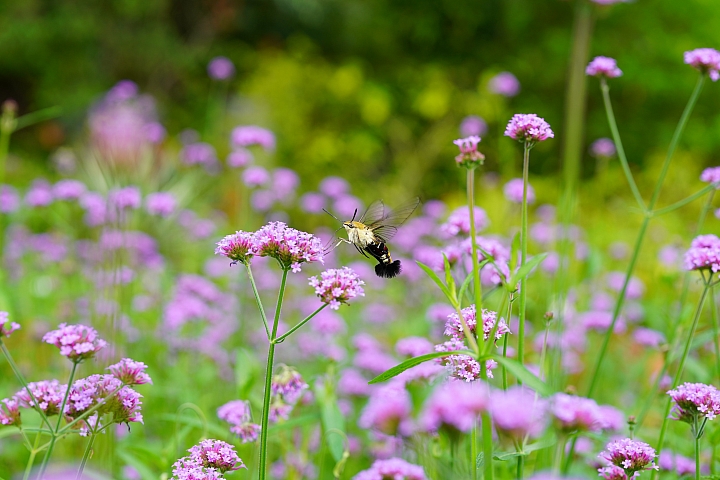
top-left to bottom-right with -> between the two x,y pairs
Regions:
53,179 -> 87,200
683,234 -> 720,272
590,138 -> 616,158
215,230 -> 256,265
309,267 -> 365,309
0,398 -> 20,426
489,387 -> 548,441
42,323 -> 107,362
231,125 -> 275,151
359,382 -> 412,436
488,72 -> 520,97
14,380 -> 65,416
452,136 -> 485,168
107,358 -> 152,385
171,439 -> 245,479
586,56 -> 623,78
217,400 -> 261,443
434,338 -> 497,382
503,178 -> 535,204
550,393 -> 624,433
659,451 -> 699,477
207,56 -> 235,80
145,192 -> 177,217
504,114 -> 554,144
181,142 -> 218,167
684,48 -> 720,81
420,381 -> 488,433
700,166 -> 720,187
598,438 -> 658,478
460,115 -> 488,137
444,305 -> 510,342
353,458 -> 427,480
440,206 -> 489,236
667,382 -> 720,423
0,311 -> 19,338
269,367 -> 308,423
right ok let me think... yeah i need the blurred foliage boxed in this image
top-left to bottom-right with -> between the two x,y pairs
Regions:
1,0 -> 720,200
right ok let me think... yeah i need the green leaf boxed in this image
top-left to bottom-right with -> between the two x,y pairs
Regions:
417,261 -> 455,307
235,348 -> 258,398
491,355 -> 553,396
509,253 -> 548,287
458,271 -> 474,305
117,450 -> 158,480
493,451 -> 525,461
369,351 -> 477,384
443,254 -> 458,303
510,233 -> 521,272
315,382 -> 346,463
524,433 -> 557,453
14,106 -> 63,130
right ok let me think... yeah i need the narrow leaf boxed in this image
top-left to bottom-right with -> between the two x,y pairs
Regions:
416,261 -> 455,306
369,351 -> 476,384
493,451 -> 525,461
510,233 -> 521,271
491,355 -> 553,396
458,272 -> 474,305
442,253 -> 457,301
315,382 -> 346,462
14,106 -> 62,130
509,253 -> 548,287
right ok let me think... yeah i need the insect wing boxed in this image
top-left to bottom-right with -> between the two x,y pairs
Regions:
368,197 -> 420,242
359,200 -> 386,225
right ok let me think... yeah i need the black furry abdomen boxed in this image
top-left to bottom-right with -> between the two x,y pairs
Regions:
365,242 -> 401,278
375,260 -> 402,278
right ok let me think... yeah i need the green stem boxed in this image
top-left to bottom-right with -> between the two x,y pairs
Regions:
275,304 -> 327,343
23,432 -> 42,480
651,184 -> 716,217
467,168 -> 484,328
599,78 -> 646,210
0,342 -> 53,430
471,423 -> 478,480
480,409 -> 493,480
712,285 -> 720,383
76,434 -> 96,480
517,455 -> 524,480
246,264 -> 271,340
517,141 -> 530,369
258,268 -> 289,480
60,385 -> 123,434
37,361 -> 79,479
652,274 -> 712,480
696,432 -> 701,480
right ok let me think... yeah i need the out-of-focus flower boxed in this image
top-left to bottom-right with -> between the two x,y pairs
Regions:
358,382 -> 412,436
15,380 -> 65,416
181,142 -> 218,167
25,180 -> 54,207
460,115 -> 488,137
272,168 -> 300,197
226,148 -> 253,168
489,387 -> 548,441
591,0 -> 628,4
242,166 -> 270,187
319,176 -> 350,198
633,328 -> 665,348
42,323 -> 107,362
683,234 -> 720,272
504,178 -> 535,204
453,136 -> 485,168
420,381 -> 488,433
333,194 -> 364,219
684,48 -> 720,81
309,267 -> 365,309
441,206 -> 489,236
597,438 -> 658,477
0,398 -> 21,426
0,311 -> 20,338
300,192 -> 326,213
488,72 -> 520,97
254,222 -> 324,272
550,393 -> 608,433
53,180 -> 87,200
659,450 -> 699,477
217,400 -> 261,443
145,192 -> 177,217
590,138 -> 616,158
504,114 -> 554,144
207,56 -> 235,80
667,382 -> 720,424
109,186 -> 142,211
395,337 -> 433,357
338,368 -> 371,397
107,358 -> 152,385
700,166 -> 720,187
353,458 -> 427,480
0,185 -> 19,213
231,125 -> 275,151
272,367 -> 308,405
171,439 -> 245,479
586,56 -> 623,78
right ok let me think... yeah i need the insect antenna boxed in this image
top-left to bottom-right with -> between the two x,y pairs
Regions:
351,208 -> 358,222
322,208 -> 341,222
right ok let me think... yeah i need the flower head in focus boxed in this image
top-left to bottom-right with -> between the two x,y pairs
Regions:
684,48 -> 720,81
0,311 -> 19,338
171,439 -> 245,479
207,57 -> 235,80
215,230 -> 256,265
453,136 -> 485,168
0,397 -> 21,426
42,323 -> 107,362
683,234 -> 720,272
586,56 -> 623,78
597,438 -> 658,477
254,222 -> 324,272
107,358 -> 152,385
15,380 -> 65,416
667,382 -> 720,426
309,267 -> 365,309
444,305 -> 510,342
504,114 -> 554,145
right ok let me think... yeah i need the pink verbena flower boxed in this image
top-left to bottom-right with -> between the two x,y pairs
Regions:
440,206 -> 489,236
215,230 -> 256,265
550,393 -> 606,433
598,465 -> 628,480
53,179 -> 87,200
504,114 -> 554,144
231,125 -> 275,151
15,380 -> 65,416
452,136 -> 485,168
683,234 -> 720,272
309,267 -> 365,309
503,178 -> 535,204
489,387 -> 548,441
207,57 -> 235,80
0,311 -> 20,338
145,192 -> 177,217
444,305 -> 510,342
684,48 -> 720,81
460,115 -> 488,137
181,142 -> 218,167
359,382 -> 412,436
586,56 -> 623,78
667,382 -> 720,424
488,72 -> 520,97
434,339 -> 497,381
42,323 -> 107,362
0,398 -> 21,426
420,381 -> 488,433
65,374 -> 144,431
272,367 -> 308,405
353,457 -> 427,480
217,400 -> 261,443
590,138 -> 616,158
254,222 -> 324,272
108,186 -> 141,210
107,358 -> 152,385
188,439 -> 245,472
700,166 -> 720,188
598,438 -> 658,477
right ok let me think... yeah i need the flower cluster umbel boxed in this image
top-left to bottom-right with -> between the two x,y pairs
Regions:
309,266 -> 365,310
217,400 -> 261,443
683,234 -> 720,272
42,323 -> 107,362
0,311 -> 19,338
453,136 -> 485,168
667,382 -> 720,436
504,114 -> 554,145
598,438 -> 658,479
171,439 -> 245,479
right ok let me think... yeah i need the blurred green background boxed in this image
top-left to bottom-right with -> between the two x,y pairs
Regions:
2,0 -> 720,200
